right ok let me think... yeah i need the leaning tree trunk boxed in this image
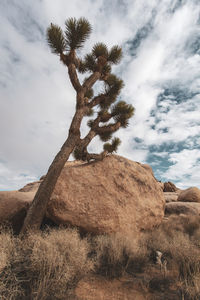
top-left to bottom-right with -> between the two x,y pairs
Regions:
20,108 -> 84,234
20,135 -> 78,234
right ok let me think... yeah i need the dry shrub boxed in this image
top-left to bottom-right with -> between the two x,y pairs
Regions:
183,216 -> 200,237
0,228 -> 93,300
149,275 -> 173,292
174,238 -> 200,300
162,215 -> 200,238
146,215 -> 200,256
145,216 -> 200,299
0,226 -> 23,299
0,227 -> 14,272
191,228 -> 200,248
92,233 -> 148,278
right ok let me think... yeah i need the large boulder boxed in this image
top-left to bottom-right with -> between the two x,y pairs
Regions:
47,155 -> 165,235
178,187 -> 200,203
165,202 -> 200,216
0,190 -> 34,233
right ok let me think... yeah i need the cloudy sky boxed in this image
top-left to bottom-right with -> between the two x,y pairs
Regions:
0,0 -> 200,190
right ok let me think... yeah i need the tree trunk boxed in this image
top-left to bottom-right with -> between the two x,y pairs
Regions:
20,106 -> 86,235
20,134 -> 78,234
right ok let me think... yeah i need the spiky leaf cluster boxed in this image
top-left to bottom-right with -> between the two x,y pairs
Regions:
92,43 -> 108,59
65,17 -> 91,50
99,110 -> 111,122
47,24 -> 66,54
73,147 -> 87,160
84,54 -> 97,72
108,46 -> 122,64
106,75 -> 124,97
99,74 -> 124,109
77,44 -> 122,74
102,64 -> 111,75
103,137 -> 121,153
112,101 -> 134,128
99,131 -> 112,142
78,59 -> 87,73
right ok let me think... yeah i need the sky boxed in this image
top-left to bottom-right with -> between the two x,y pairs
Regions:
0,0 -> 200,190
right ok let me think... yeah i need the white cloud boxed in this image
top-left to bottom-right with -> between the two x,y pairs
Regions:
161,149 -> 200,189
0,0 -> 200,189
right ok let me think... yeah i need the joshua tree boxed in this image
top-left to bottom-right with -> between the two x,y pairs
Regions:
21,17 -> 134,234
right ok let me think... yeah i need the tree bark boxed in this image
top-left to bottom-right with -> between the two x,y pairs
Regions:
20,107 -> 85,234
20,134 -> 78,234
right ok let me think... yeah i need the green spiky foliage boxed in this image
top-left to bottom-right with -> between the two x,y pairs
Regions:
102,64 -> 111,73
92,43 -> 108,59
103,137 -> 121,153
78,59 -> 87,73
47,24 -> 66,54
111,101 -> 135,128
84,53 -> 97,72
65,17 -> 91,50
106,74 -> 124,97
99,131 -> 113,142
99,110 -> 111,122
73,147 -> 84,160
99,74 -> 124,109
108,46 -> 122,64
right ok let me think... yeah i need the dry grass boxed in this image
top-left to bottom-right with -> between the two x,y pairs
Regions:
0,227 -> 93,300
92,233 -> 148,278
0,214 -> 200,299
146,215 -> 200,299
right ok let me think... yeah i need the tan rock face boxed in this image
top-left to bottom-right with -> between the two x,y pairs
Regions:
163,181 -> 178,192
164,192 -> 181,203
47,155 -> 165,235
178,187 -> 200,203
165,202 -> 200,216
0,191 -> 35,233
18,180 -> 42,192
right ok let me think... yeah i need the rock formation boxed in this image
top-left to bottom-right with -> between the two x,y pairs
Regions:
165,202 -> 200,216
163,192 -> 181,203
178,187 -> 200,203
0,155 -> 165,235
0,191 -> 34,233
47,155 -> 165,235
163,181 -> 178,192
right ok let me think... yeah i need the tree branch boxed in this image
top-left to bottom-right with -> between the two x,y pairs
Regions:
96,121 -> 121,133
88,94 -> 106,108
68,63 -> 82,92
84,150 -> 108,161
80,129 -> 96,148
83,71 -> 101,92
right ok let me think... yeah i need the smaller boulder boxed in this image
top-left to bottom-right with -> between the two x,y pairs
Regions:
163,181 -> 178,192
0,191 -> 34,233
18,180 -> 42,192
164,192 -> 179,203
178,187 -> 200,203
165,202 -> 200,216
